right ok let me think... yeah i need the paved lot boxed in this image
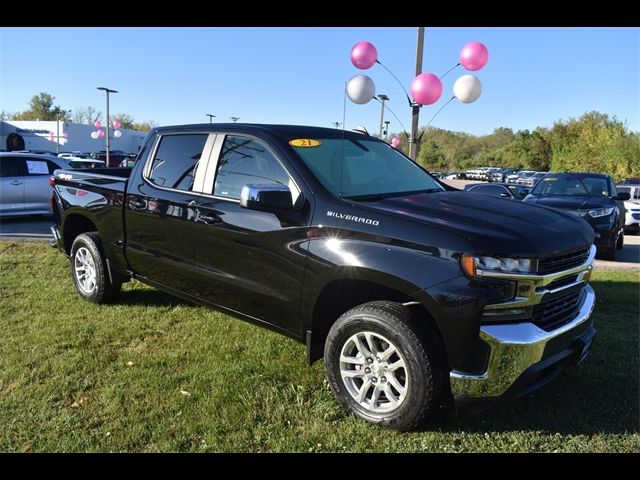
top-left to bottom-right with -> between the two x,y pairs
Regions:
1,213 -> 638,270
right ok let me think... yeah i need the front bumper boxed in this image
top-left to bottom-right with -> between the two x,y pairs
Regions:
451,284 -> 595,401
450,245 -> 597,403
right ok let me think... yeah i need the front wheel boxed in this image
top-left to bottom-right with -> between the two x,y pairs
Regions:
70,232 -> 121,303
324,301 -> 447,431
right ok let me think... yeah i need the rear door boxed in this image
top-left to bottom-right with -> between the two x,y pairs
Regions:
0,156 -> 26,215
124,132 -> 215,291
23,157 -> 60,213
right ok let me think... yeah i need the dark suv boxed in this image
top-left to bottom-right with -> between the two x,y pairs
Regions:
523,172 -> 629,260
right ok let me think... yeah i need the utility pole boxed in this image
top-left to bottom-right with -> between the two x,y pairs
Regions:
97,87 -> 118,166
331,121 -> 342,129
230,116 -> 240,123
206,113 -> 216,123
409,27 -> 425,161
377,94 -> 389,138
384,120 -> 390,141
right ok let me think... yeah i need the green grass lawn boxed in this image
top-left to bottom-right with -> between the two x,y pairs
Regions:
0,241 -> 638,452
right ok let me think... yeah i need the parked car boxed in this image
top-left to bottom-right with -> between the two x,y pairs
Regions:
616,184 -> 640,205
489,168 -> 515,183
465,183 -> 529,200
0,152 -> 68,217
619,177 -> 640,185
623,200 -> 640,234
92,150 -> 130,167
523,172 -> 629,260
68,158 -> 107,169
51,124 -> 597,430
506,170 -> 532,184
517,171 -> 547,188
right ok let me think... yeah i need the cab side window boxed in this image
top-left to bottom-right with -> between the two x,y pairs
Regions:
147,134 -> 208,191
213,135 -> 292,200
0,157 -> 26,177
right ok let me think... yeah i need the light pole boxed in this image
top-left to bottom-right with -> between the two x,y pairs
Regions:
409,27 -> 425,161
230,116 -> 240,123
206,113 -> 216,123
384,120 -> 390,141
377,94 -> 389,138
97,87 -> 118,166
53,108 -> 71,154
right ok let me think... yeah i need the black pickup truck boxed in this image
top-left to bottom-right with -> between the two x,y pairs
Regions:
50,124 -> 597,430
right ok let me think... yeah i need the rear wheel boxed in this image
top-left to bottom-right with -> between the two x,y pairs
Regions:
70,232 -> 121,303
324,301 -> 447,431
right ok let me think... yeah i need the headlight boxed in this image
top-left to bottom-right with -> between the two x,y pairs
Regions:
588,207 -> 616,218
460,255 -> 535,276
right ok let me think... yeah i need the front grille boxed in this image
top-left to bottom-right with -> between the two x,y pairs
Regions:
546,274 -> 579,291
532,287 -> 584,331
538,248 -> 590,274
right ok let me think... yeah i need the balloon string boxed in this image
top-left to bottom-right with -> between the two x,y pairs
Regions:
440,62 -> 461,80
376,60 -> 413,106
339,80 -> 347,198
419,96 -> 455,142
373,97 -> 409,140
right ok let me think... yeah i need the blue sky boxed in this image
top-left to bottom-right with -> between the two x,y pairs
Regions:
1,27 -> 638,136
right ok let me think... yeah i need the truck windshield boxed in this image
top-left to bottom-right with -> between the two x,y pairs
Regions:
291,138 -> 444,200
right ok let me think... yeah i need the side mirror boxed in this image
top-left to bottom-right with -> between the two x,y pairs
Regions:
499,192 -> 509,198
617,192 -> 631,201
240,184 -> 293,211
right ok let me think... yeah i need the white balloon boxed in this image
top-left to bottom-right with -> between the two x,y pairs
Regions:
90,131 -> 99,139
453,74 -> 482,103
113,129 -> 122,138
347,74 -> 375,105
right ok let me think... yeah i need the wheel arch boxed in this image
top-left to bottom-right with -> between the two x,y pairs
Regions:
62,212 -> 98,255
305,275 -> 445,365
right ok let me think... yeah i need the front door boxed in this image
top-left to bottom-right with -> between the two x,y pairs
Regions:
182,134 -> 311,334
0,156 -> 26,215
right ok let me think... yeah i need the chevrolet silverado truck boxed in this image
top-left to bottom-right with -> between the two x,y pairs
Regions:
50,124 -> 597,430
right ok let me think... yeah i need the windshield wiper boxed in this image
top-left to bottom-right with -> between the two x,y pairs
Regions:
345,188 -> 442,202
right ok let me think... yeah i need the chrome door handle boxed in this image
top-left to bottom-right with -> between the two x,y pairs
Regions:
10,180 -> 23,185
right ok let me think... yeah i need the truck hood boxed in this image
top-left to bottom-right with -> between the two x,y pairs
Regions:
366,191 -> 593,257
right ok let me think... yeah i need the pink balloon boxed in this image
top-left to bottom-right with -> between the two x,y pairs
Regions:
94,120 -> 102,129
113,120 -> 121,129
63,132 -> 68,138
410,73 -> 442,106
391,137 -> 400,148
350,41 -> 378,70
460,41 -> 489,71
97,130 -> 105,138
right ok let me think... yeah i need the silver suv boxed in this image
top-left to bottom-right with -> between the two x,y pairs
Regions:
0,152 -> 68,217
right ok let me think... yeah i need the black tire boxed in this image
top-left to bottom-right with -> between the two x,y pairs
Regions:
617,230 -> 624,250
324,301 -> 447,431
70,232 -> 121,303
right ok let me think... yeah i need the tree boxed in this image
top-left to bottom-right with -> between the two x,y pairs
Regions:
12,92 -> 69,121
112,113 -> 135,130
72,106 -> 102,125
131,121 -> 157,132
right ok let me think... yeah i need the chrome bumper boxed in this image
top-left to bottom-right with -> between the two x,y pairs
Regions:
450,245 -> 597,399
450,284 -> 595,398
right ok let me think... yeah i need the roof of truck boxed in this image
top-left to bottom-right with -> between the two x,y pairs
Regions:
152,123 -> 379,141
